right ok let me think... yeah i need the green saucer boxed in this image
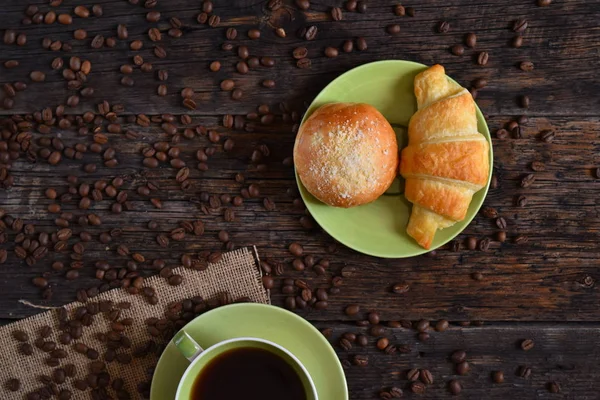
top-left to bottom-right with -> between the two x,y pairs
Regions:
150,303 -> 347,400
296,60 -> 493,258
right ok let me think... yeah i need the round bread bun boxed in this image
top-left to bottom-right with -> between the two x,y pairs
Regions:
294,102 -> 398,208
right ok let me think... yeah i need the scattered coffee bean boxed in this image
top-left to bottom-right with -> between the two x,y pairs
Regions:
547,381 -> 561,393
324,47 -> 339,58
518,365 -> 532,378
451,44 -> 465,56
513,19 -> 528,32
6,378 -> 20,391
512,35 -> 524,48
521,339 -> 534,351
492,370 -> 504,383
345,304 -> 360,316
420,369 -> 434,384
465,32 -> 477,47
448,379 -> 462,395
411,381 -> 426,394
477,51 -> 489,66
437,21 -> 450,33
356,37 -> 368,51
387,24 -> 401,34
456,361 -> 470,375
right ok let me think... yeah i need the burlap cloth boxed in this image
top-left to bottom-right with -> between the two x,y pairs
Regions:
0,247 -> 269,399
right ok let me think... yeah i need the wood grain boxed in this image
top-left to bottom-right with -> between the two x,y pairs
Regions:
0,116 -> 598,321
1,0 -> 599,116
1,0 -> 600,398
316,322 -> 600,399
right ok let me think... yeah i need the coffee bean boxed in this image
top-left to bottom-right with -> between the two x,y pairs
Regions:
356,37 -> 367,51
495,217 -> 507,230
339,337 -> 352,351
520,61 -> 534,71
387,24 -> 401,34
450,44 -> 465,56
148,27 -> 161,42
208,15 -> 221,27
13,330 -> 28,342
456,361 -> 470,375
448,379 -> 462,395
539,129 -> 555,142
345,304 -> 360,315
30,71 -> 46,82
324,47 -> 339,57
435,319 -> 449,331
420,369 -> 433,385
4,60 -> 19,68
248,29 -> 260,39
416,319 -> 429,332
16,33 -> 27,46
465,32 -> 477,47
478,237 -> 490,251
121,76 -> 134,87
376,337 -> 389,350
518,365 -> 532,378
392,282 -> 409,294
437,21 -> 450,33
496,128 -> 509,139
40,325 -> 52,338
406,368 -> 420,382
513,19 -> 528,32
492,370 -> 504,383
293,47 -> 308,60
521,173 -> 535,188
19,342 -> 33,355
521,339 -> 534,351
451,350 -> 467,364
327,7 -> 342,21
91,35 -> 104,48
305,26 -> 318,41
411,382 -> 425,394
482,206 -> 498,218
296,0 -> 310,10
538,0 -> 552,5
547,381 -> 560,393
477,51 -> 489,66
296,58 -> 311,69
366,312 -> 379,325
342,40 -> 353,53
58,13 -> 73,24
220,79 -> 235,91
3,29 -> 16,44
6,378 -> 20,391
512,35 -> 524,48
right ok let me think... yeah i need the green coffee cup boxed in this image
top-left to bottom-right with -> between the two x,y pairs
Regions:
173,331 -> 318,399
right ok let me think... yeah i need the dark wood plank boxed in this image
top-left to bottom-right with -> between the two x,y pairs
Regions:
0,115 -> 598,321
318,322 -> 600,399
1,0 -> 599,116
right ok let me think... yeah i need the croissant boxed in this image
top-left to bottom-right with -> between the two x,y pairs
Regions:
400,64 -> 490,249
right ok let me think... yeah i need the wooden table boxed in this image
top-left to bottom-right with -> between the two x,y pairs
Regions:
1,0 -> 599,398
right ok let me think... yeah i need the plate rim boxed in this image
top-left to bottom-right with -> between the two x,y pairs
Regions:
295,59 -> 494,258
150,302 -> 348,400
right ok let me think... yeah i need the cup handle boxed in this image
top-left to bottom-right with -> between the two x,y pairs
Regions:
173,330 -> 204,362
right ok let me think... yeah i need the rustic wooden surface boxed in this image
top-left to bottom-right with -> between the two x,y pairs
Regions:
1,0 -> 600,398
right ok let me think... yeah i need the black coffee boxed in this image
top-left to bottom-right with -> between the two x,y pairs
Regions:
190,347 -> 307,400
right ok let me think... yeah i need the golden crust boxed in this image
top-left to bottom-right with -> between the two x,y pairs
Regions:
400,139 -> 490,186
294,103 -> 398,208
406,205 -> 455,249
400,64 -> 490,248
404,178 -> 474,222
408,92 -> 478,144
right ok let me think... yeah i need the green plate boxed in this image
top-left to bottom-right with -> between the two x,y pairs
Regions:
150,303 -> 348,400
296,60 -> 493,258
